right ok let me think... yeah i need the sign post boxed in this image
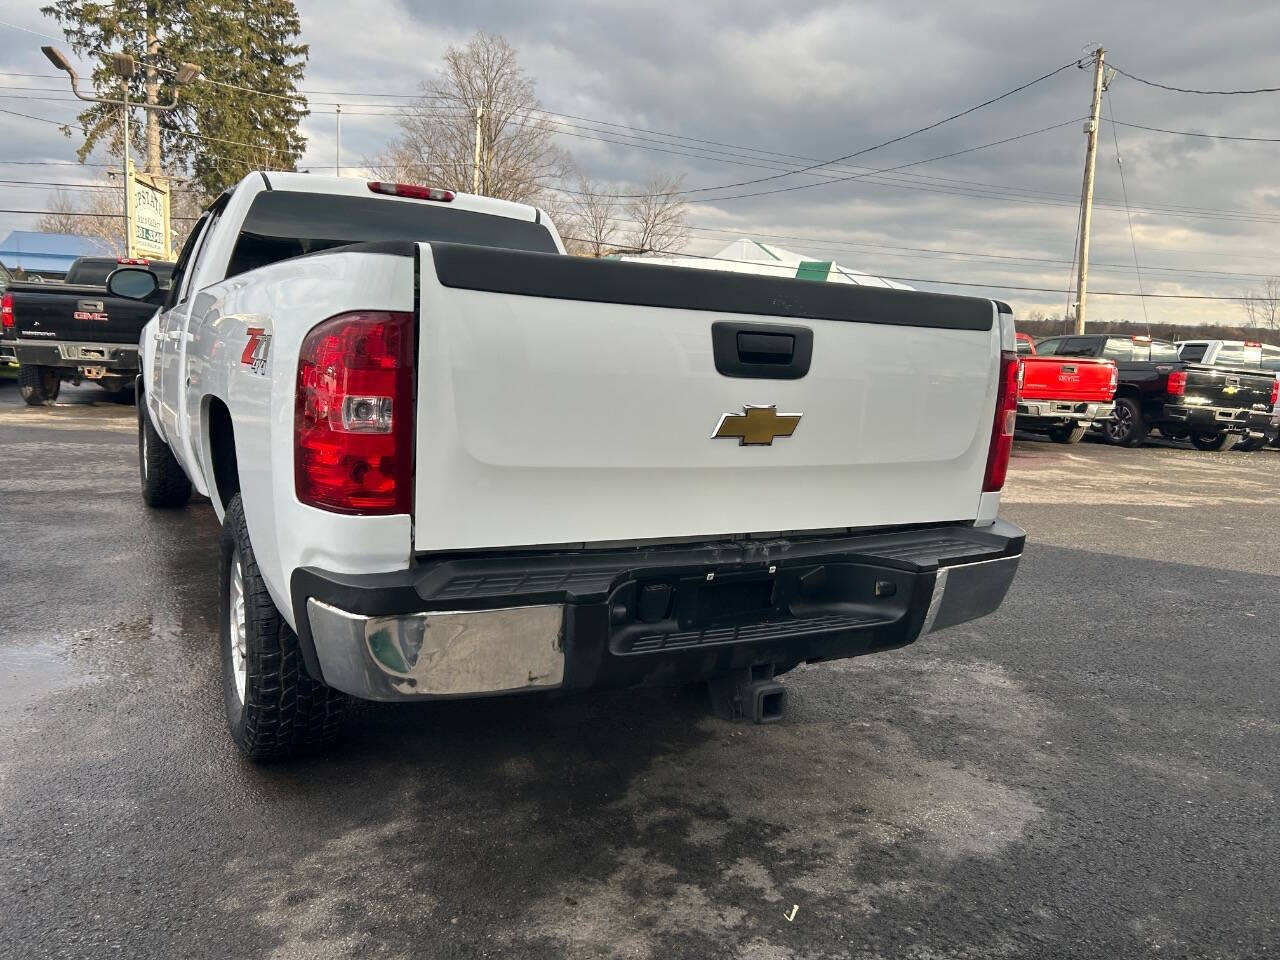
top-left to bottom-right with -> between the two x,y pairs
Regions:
125,159 -> 173,259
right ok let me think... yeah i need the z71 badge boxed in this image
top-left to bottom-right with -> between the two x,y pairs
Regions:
241,327 -> 272,375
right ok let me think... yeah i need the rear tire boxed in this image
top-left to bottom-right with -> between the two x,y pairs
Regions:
138,401 -> 192,508
1190,431 -> 1238,452
220,494 -> 349,760
17,364 -> 59,405
1236,435 -> 1266,452
1103,396 -> 1147,447
1047,423 -> 1088,444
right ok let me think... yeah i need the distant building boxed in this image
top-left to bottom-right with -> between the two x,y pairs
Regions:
619,238 -> 913,289
0,230 -> 114,282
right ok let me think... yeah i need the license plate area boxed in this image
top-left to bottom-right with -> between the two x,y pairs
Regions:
607,562 -> 913,655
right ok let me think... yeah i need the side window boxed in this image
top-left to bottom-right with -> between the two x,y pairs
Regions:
1035,338 -> 1062,355
1179,343 -> 1207,363
1064,337 -> 1099,358
164,212 -> 211,312
1099,338 -> 1132,361
1260,347 -> 1280,372
1214,343 -> 1245,366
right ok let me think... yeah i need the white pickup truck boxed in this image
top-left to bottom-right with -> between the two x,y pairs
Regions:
112,172 -> 1025,760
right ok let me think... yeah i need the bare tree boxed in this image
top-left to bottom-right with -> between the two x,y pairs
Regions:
37,187 -> 124,255
37,175 -> 207,258
623,174 -> 689,254
371,31 -> 570,206
1242,277 -> 1280,332
567,175 -> 618,256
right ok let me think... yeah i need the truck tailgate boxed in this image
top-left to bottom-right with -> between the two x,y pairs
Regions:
413,243 -> 1000,551
1184,364 -> 1275,410
1020,356 -> 1114,402
7,283 -> 156,345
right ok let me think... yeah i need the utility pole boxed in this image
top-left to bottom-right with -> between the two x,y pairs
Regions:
335,104 -> 342,176
144,8 -> 162,174
121,75 -> 131,249
1074,46 -> 1106,334
472,105 -> 484,194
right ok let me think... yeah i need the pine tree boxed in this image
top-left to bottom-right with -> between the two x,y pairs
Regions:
40,0 -> 309,198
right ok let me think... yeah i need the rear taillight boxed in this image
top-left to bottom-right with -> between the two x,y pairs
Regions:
1,292 -> 12,329
1167,370 -> 1187,397
367,181 -> 455,202
982,350 -> 1021,493
1271,377 -> 1279,407
1107,362 -> 1118,395
295,311 -> 415,515
117,257 -> 149,265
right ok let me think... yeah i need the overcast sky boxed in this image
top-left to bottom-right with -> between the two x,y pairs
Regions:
2,0 -> 1278,325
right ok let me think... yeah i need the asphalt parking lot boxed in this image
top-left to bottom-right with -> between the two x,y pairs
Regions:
1,381 -> 1277,960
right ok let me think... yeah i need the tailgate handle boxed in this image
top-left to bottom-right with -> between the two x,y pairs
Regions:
712,322 -> 813,380
737,332 -> 794,364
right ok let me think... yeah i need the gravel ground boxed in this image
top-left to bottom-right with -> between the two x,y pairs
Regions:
1,382 -> 1277,959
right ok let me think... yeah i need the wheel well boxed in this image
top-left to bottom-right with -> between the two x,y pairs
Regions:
206,397 -> 240,512
1113,385 -> 1140,401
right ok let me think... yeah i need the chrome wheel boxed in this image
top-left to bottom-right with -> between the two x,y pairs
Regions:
1106,404 -> 1132,442
228,551 -> 247,704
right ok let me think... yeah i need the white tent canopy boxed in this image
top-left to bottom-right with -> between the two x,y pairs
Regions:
620,238 -> 913,290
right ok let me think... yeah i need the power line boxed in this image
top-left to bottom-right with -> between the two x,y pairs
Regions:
1105,117 -> 1280,143
682,118 -> 1086,205
1110,64 -> 1280,96
0,105 -> 75,127
620,58 -> 1083,198
1104,90 -> 1149,325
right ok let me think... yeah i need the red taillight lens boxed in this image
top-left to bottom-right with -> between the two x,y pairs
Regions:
1167,370 -> 1187,397
295,311 -> 415,515
117,257 -> 149,265
1107,362 -> 1118,395
983,350 -> 1021,493
367,181 -> 455,202
1,292 -> 13,329
1270,378 -> 1279,407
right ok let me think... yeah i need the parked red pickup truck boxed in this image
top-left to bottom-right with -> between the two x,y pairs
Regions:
1015,332 -> 1117,443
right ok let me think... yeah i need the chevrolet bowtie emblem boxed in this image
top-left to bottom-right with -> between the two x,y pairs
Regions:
712,405 -> 802,446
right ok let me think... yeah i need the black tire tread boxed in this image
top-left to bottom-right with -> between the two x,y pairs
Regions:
1189,431 -> 1238,452
18,364 -> 58,405
1048,423 -> 1088,444
138,403 -> 192,508
222,495 -> 348,760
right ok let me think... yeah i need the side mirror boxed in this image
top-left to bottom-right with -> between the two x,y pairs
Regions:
106,266 -> 160,301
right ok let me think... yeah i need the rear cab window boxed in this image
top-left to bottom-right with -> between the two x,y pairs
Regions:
1178,343 -> 1207,362
225,191 -> 560,279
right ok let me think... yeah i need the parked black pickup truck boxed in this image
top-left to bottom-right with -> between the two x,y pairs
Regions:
0,256 -> 173,405
1034,333 -> 1277,451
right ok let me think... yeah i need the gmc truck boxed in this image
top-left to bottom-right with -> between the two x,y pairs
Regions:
1,256 -> 174,404
1014,332 -> 1116,443
1035,333 -> 1277,451
112,172 -> 1025,760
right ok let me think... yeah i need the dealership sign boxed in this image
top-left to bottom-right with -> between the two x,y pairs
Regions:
126,162 -> 172,260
